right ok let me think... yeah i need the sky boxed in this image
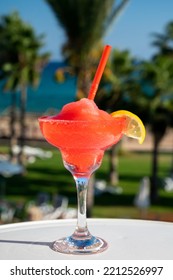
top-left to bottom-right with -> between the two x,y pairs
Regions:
1,0 -> 173,61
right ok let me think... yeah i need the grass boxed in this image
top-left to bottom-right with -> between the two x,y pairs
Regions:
94,151 -> 173,219
1,146 -> 173,221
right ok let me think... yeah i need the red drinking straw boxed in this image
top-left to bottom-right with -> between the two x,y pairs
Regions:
88,45 -> 112,100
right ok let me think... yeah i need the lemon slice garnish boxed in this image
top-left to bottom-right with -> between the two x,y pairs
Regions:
111,110 -> 146,144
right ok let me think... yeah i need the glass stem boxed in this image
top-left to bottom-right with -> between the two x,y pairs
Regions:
72,176 -> 91,239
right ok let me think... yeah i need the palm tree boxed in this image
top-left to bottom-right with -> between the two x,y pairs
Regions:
96,49 -> 173,204
46,0 -> 130,216
0,12 -> 50,165
152,20 -> 173,178
46,0 -> 129,97
140,56 -> 173,202
152,21 -> 173,56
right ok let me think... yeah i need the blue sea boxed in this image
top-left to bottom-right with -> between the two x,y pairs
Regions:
0,62 -> 77,114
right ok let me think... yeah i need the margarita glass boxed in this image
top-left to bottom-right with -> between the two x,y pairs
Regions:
38,45 -> 145,254
38,98 -> 126,254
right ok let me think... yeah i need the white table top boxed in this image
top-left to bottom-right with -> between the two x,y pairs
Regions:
0,218 -> 173,260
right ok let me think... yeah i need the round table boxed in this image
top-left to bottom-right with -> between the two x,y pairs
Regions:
0,218 -> 173,260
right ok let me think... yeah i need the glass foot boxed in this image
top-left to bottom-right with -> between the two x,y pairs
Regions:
51,235 -> 108,255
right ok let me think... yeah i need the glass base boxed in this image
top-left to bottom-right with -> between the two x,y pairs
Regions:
51,235 -> 108,255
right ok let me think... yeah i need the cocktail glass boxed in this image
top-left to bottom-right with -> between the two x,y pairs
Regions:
38,115 -> 125,254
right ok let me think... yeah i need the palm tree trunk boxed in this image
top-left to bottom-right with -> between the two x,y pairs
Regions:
18,85 -> 27,166
170,134 -> 173,176
108,146 -> 119,185
9,92 -> 17,162
77,65 -> 92,98
150,134 -> 160,203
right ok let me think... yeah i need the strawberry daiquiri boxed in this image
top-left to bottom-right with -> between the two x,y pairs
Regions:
39,98 -> 126,176
38,45 -> 145,255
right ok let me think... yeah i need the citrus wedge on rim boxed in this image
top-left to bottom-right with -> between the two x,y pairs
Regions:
111,110 -> 146,144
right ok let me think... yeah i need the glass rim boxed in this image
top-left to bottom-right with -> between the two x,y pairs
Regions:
38,116 -> 124,124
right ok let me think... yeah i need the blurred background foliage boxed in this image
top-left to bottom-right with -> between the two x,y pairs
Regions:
0,0 -> 173,223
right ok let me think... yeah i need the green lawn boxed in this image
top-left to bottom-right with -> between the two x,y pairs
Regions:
1,146 -> 173,221
94,151 -> 173,219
